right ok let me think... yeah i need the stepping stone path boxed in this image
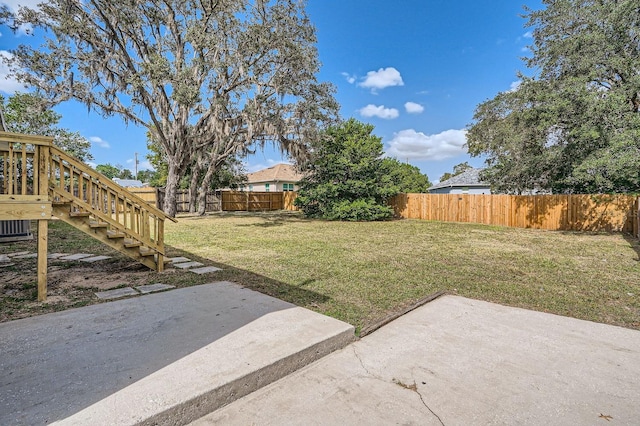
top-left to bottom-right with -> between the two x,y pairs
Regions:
95,287 -> 139,300
173,261 -> 204,269
1,251 -> 222,276
167,256 -> 223,275
190,266 -> 222,274
0,252 -> 221,299
95,284 -> 176,300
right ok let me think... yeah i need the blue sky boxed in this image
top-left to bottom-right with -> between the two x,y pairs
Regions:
0,0 -> 542,183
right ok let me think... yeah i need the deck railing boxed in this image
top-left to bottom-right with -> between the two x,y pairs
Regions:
0,131 -> 172,256
48,145 -> 173,254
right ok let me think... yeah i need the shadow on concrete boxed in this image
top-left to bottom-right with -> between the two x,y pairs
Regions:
0,277 -> 330,425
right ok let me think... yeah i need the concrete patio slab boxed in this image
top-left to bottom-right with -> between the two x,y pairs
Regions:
94,287 -> 138,300
189,266 -> 222,274
193,295 -> 640,426
0,281 -> 354,426
135,284 -> 175,294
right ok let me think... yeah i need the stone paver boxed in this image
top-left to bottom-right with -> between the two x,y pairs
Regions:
13,253 -> 38,259
7,251 -> 30,257
80,255 -> 112,263
135,284 -> 176,294
47,253 -> 70,259
94,287 -> 138,300
60,253 -> 95,261
190,266 -> 222,275
173,261 -> 204,269
169,256 -> 192,264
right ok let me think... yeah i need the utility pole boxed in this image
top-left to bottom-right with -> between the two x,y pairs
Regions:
134,152 -> 139,180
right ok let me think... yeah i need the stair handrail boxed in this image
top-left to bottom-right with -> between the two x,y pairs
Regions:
51,146 -> 177,223
49,145 -> 175,222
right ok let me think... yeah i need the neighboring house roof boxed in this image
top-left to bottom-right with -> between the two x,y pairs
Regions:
429,168 -> 489,191
113,178 -> 145,188
246,163 -> 303,184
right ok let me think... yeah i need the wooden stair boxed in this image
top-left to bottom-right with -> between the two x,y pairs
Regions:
1,131 -> 174,302
46,145 -> 176,272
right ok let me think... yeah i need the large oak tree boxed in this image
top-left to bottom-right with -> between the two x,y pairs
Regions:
467,0 -> 640,193
2,0 -> 337,216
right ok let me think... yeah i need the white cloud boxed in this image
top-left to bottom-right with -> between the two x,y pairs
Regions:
89,136 -> 111,149
2,1 -> 39,34
358,67 -> 404,92
2,0 -> 41,11
341,72 -> 356,84
0,51 -> 26,94
523,31 -> 533,38
509,80 -> 521,92
386,129 -> 468,161
358,104 -> 399,120
139,160 -> 155,171
404,102 -> 424,114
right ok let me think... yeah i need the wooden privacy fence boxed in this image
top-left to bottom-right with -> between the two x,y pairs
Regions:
127,188 -> 299,212
222,191 -> 298,211
389,193 -> 639,235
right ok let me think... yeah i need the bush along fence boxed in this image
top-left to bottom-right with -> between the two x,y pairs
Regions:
389,193 -> 639,235
126,188 -> 299,213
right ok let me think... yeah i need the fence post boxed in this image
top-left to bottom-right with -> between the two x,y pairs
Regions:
637,196 -> 640,238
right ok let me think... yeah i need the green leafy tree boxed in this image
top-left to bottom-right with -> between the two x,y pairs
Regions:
438,162 -> 472,183
136,169 -> 158,186
382,158 -> 431,193
95,163 -> 120,179
3,0 -> 337,217
118,169 -> 134,180
467,0 -> 640,194
0,92 -> 92,161
295,119 -> 397,221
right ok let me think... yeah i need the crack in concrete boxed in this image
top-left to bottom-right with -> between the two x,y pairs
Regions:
415,386 -> 445,426
351,346 -> 445,425
394,378 -> 445,426
351,346 -> 373,376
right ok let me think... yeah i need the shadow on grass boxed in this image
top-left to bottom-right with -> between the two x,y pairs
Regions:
622,233 -> 640,262
0,219 -> 340,424
0,219 -> 330,323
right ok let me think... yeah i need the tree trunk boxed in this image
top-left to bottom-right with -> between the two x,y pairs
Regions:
163,159 -> 181,218
197,164 -> 218,216
188,163 -> 201,214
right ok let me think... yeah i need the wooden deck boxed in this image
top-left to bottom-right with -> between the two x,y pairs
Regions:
0,131 -> 174,301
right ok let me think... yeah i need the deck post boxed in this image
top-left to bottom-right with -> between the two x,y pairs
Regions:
37,219 -> 48,301
37,143 -> 51,301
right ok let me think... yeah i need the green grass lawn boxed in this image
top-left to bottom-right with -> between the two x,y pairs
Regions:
2,212 -> 638,332
166,211 -> 640,333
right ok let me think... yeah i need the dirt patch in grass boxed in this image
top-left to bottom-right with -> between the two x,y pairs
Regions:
0,221 -> 221,323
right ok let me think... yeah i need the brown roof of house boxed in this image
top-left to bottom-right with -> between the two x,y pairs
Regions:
246,163 -> 303,183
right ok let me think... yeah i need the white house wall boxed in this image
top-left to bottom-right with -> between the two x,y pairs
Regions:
245,182 -> 299,192
429,187 -> 492,195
